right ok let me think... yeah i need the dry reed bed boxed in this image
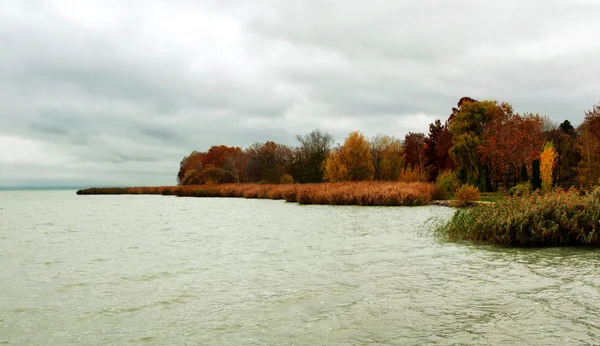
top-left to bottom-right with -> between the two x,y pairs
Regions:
77,182 -> 436,206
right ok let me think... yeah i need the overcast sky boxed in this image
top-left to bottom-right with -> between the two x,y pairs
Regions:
1,0 -> 599,186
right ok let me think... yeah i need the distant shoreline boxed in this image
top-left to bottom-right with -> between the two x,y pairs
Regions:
0,186 -> 87,191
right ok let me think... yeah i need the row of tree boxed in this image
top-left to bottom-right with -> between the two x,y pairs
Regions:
177,98 -> 600,191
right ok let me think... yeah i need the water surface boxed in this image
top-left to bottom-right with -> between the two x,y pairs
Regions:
1,191 -> 599,345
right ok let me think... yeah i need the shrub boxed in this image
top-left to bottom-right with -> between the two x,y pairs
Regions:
434,171 -> 459,200
433,189 -> 600,246
280,174 -> 294,184
508,183 -> 532,197
454,184 -> 480,207
399,166 -> 423,183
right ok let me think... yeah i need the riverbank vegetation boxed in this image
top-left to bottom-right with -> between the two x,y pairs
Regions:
175,98 -> 600,197
77,182 -> 436,206
432,187 -> 600,246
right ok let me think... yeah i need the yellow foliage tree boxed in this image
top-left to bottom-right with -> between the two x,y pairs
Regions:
323,131 -> 374,182
540,142 -> 558,192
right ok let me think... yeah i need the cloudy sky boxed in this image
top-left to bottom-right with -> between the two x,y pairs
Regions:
1,0 -> 599,186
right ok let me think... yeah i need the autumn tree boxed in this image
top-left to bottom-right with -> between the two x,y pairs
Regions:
424,119 -> 454,181
576,102 -> 600,188
448,98 -> 497,191
370,134 -> 404,181
544,120 -> 580,187
323,131 -> 374,182
245,141 -> 294,183
177,146 -> 245,185
403,132 -> 426,175
178,151 -> 206,185
294,130 -> 334,183
478,104 -> 545,189
540,142 -> 558,192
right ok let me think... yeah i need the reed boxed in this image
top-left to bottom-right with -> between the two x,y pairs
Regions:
432,187 -> 600,246
77,182 -> 436,207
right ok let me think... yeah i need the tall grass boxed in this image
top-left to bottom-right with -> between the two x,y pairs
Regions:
77,182 -> 436,207
433,187 -> 600,246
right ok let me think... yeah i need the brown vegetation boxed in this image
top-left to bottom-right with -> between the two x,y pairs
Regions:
77,182 -> 436,206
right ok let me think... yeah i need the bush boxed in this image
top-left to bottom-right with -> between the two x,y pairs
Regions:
399,166 -> 423,182
434,171 -> 459,200
280,174 -> 294,184
433,189 -> 600,246
508,183 -> 532,197
454,184 -> 480,207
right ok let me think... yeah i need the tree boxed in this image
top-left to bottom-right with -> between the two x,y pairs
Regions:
540,142 -> 558,192
295,130 -> 334,183
323,131 -> 374,182
404,132 -> 426,176
478,104 -> 545,189
575,103 -> 600,188
424,119 -> 454,181
448,98 -> 496,191
245,141 -> 294,183
370,134 -> 404,181
178,151 -> 206,185
546,120 -> 580,188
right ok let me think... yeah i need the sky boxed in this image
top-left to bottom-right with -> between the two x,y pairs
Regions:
1,0 -> 599,187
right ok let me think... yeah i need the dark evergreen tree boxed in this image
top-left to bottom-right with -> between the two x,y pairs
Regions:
531,159 -> 542,190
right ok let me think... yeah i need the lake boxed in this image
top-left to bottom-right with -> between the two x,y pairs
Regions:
1,190 -> 599,345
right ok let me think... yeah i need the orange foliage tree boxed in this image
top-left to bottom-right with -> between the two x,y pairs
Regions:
324,131 -> 374,182
478,103 -> 545,188
540,142 -> 558,192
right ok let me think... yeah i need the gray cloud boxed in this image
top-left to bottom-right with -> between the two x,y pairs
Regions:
1,0 -> 599,186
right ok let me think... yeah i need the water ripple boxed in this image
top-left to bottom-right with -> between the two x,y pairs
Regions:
1,191 -> 599,344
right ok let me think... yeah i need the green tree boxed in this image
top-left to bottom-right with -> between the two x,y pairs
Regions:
448,98 -> 497,191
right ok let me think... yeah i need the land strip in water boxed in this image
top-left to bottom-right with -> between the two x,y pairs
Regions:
77,182 -> 436,206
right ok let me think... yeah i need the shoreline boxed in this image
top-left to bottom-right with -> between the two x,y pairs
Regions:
76,182 -> 441,207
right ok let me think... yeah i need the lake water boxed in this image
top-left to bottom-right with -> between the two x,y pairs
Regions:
1,190 -> 599,345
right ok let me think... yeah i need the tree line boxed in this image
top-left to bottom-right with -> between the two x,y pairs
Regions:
178,97 -> 600,191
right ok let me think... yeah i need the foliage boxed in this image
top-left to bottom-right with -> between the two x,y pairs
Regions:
171,100 -> 599,194
323,131 -> 375,182
434,170 -> 460,200
399,165 -> 424,183
508,183 -> 532,197
424,120 -> 454,181
478,105 -> 545,188
370,134 -> 405,181
404,132 -> 426,175
433,187 -> 600,246
454,184 -> 480,207
575,102 -> 600,188
448,98 -> 496,191
293,130 -> 334,183
540,142 -> 558,192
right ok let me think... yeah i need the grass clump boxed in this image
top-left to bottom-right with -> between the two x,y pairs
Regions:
508,183 -> 532,197
433,187 -> 600,246
453,184 -> 480,207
